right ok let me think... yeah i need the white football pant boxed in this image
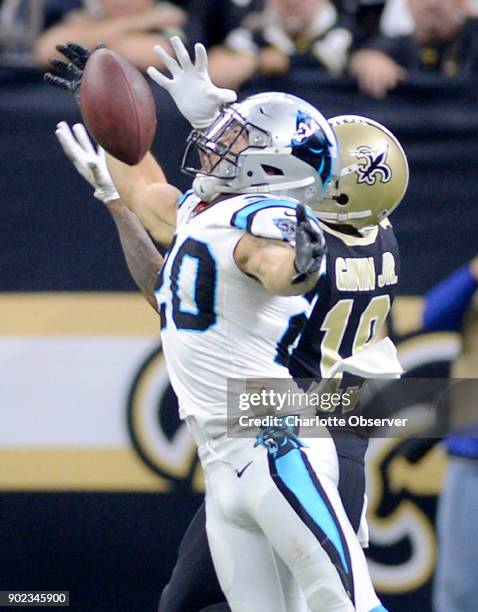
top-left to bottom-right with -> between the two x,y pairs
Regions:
188,421 -> 383,612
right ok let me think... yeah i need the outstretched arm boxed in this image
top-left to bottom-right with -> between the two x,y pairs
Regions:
55,122 -> 163,310
102,35 -> 236,241
45,43 -> 180,246
147,36 -> 237,129
105,151 -> 180,246
105,199 -> 163,310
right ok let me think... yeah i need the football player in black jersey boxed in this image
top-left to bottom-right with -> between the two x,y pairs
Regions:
290,114 -> 407,539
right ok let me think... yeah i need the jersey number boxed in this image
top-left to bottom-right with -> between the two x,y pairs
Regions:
319,295 -> 391,412
275,313 -> 309,366
319,295 -> 391,376
164,238 -> 217,332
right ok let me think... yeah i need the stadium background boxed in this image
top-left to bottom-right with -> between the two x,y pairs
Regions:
1,52 -> 478,612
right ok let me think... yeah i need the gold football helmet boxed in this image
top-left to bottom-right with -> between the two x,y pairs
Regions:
313,115 -> 409,229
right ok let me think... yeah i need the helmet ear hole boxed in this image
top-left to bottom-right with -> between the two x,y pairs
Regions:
261,164 -> 284,176
336,193 -> 349,206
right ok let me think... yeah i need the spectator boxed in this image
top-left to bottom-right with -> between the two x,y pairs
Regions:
349,0 -> 478,98
351,1 -> 388,47
0,0 -> 64,67
43,0 -> 82,30
207,0 -> 352,90
186,0 -> 263,51
379,0 -> 413,38
34,0 -> 186,72
422,257 -> 478,612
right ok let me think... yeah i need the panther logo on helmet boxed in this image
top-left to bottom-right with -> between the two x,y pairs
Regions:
291,111 -> 333,187
184,92 -> 339,204
356,145 -> 392,186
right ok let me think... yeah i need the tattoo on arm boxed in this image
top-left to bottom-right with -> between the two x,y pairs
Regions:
106,200 -> 164,311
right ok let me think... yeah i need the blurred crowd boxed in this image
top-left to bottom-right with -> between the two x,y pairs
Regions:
1,0 -> 478,98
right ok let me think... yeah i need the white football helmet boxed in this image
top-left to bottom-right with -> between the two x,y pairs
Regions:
315,115 -> 409,229
181,92 -> 339,204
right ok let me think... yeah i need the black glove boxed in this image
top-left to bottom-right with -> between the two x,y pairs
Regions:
44,42 -> 105,102
292,204 -> 326,284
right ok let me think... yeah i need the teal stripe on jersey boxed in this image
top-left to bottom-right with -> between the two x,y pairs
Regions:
178,189 -> 194,208
231,199 -> 319,230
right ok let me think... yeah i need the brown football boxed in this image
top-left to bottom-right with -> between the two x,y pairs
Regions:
80,48 -> 157,165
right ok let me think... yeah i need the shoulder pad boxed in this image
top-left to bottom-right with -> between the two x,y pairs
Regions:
178,189 -> 195,209
230,197 -> 320,242
177,189 -> 200,226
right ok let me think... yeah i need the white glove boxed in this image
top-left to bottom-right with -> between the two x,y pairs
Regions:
55,121 -> 120,203
147,36 -> 237,129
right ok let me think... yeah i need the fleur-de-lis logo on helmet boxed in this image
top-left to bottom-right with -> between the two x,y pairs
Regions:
356,144 -> 392,185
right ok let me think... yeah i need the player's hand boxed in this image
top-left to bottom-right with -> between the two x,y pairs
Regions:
55,121 -> 119,203
44,42 -> 105,102
147,36 -> 237,129
293,204 -> 326,282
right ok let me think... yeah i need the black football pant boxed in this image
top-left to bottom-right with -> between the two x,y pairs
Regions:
158,436 -> 368,612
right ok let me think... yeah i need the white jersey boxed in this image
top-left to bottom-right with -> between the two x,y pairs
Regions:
155,191 -> 321,429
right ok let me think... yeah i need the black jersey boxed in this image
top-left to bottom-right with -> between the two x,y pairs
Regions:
289,219 -> 400,384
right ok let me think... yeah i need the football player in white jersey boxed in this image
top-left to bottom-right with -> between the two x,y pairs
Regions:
107,95 -> 379,612
48,42 -> 389,612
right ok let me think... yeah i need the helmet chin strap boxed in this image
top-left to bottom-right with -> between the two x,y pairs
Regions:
314,210 -> 376,236
233,176 -> 316,194
194,174 -> 316,201
313,209 -> 372,222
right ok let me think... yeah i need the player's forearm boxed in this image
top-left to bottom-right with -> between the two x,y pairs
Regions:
262,266 -> 319,296
105,151 -> 178,245
235,234 -> 320,296
255,248 -> 319,296
54,120 -> 171,273
106,199 -> 163,310
107,151 -> 167,197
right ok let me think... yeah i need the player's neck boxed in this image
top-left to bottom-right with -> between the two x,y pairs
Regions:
323,221 -> 362,237
193,194 -> 233,217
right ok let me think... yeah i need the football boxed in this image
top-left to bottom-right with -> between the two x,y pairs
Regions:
80,48 -> 157,165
